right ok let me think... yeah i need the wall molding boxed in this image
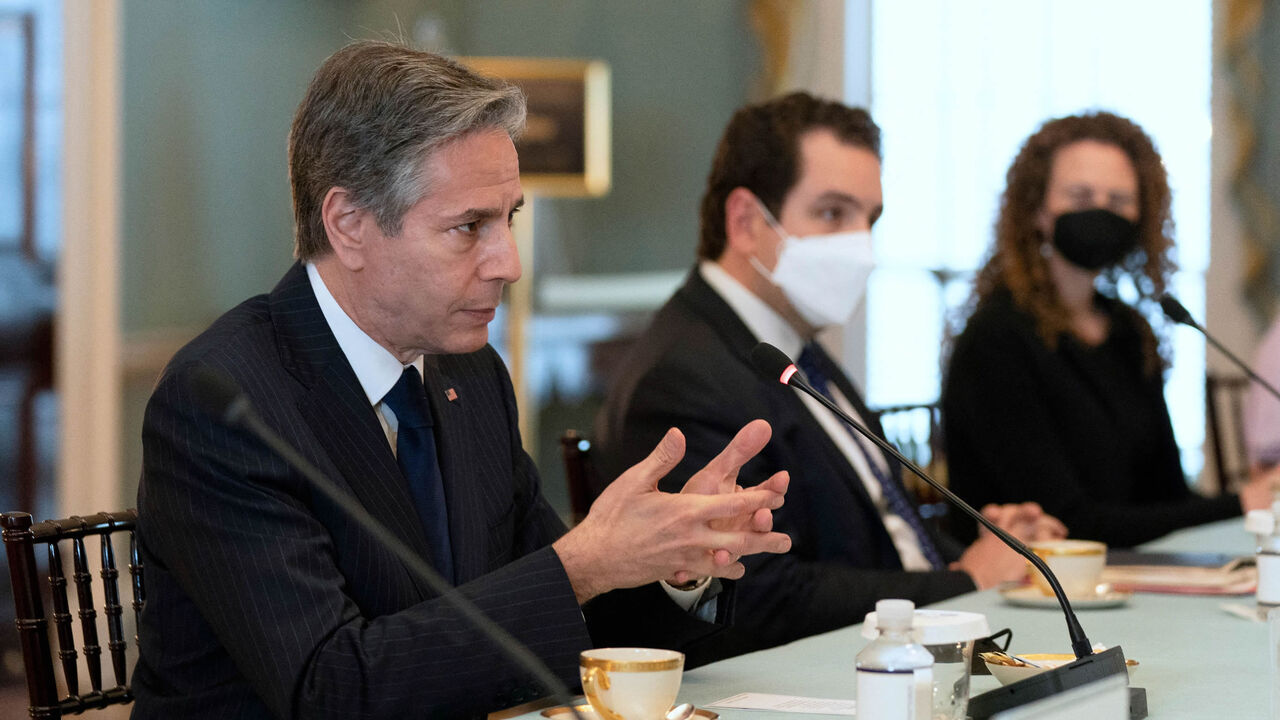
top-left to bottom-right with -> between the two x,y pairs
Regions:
120,326 -> 203,384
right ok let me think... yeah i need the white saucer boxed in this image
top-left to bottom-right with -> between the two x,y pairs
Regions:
1000,585 -> 1132,609
542,705 -> 719,720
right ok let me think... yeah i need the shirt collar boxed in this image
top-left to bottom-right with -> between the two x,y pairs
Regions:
306,262 -> 422,406
698,260 -> 805,360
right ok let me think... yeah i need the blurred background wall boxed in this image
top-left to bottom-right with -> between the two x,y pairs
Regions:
114,0 -> 762,515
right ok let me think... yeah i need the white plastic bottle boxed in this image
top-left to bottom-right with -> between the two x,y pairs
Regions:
1247,500 -> 1280,617
856,599 -> 933,720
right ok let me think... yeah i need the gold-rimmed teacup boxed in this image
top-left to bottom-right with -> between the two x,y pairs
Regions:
579,648 -> 684,720
1029,539 -> 1107,598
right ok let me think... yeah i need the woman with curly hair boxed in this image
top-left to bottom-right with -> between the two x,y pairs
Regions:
942,111 -> 1274,548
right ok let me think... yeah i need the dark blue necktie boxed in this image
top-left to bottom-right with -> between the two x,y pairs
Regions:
795,342 -> 945,570
382,366 -> 454,583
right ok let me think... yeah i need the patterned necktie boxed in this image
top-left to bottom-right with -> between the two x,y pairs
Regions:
795,342 -> 945,569
382,366 -> 454,583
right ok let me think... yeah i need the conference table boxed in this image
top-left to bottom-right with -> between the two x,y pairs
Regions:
512,517 -> 1268,719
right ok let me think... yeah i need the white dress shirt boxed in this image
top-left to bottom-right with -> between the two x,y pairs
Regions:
699,260 -> 932,571
307,262 -> 420,454
306,263 -> 711,609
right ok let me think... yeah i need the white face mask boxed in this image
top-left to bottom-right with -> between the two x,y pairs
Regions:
747,198 -> 876,328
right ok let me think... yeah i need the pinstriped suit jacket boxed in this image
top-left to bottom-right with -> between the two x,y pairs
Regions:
131,264 -> 726,719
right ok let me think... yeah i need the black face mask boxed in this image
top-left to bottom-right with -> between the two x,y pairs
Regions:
1050,208 -> 1139,271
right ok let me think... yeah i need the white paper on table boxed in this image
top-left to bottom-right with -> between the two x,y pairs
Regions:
706,692 -> 857,715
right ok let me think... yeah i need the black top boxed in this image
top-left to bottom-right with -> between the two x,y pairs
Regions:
942,289 -> 1239,548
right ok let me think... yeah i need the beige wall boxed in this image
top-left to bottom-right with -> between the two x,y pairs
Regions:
113,1 -> 761,506
1209,0 -> 1278,368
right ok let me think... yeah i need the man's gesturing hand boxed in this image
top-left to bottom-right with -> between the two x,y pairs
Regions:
553,420 -> 792,604
673,419 -> 790,584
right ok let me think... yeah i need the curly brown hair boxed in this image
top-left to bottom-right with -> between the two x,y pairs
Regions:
969,111 -> 1176,375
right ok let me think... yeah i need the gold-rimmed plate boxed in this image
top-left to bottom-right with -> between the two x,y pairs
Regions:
1000,585 -> 1131,609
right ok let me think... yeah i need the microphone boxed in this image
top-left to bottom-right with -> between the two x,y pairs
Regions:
748,343 -> 1133,718
748,344 -> 1092,654
188,366 -> 585,719
1160,294 -> 1280,404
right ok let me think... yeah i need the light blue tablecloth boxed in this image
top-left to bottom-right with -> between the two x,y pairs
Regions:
514,517 -> 1267,719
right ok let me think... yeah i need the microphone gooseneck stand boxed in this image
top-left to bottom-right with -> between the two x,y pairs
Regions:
748,343 -> 1138,720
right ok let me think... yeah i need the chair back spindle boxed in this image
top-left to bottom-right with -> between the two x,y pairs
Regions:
101,535 -> 128,687
560,430 -> 599,525
129,530 -> 145,640
46,541 -> 79,697
2,512 -> 59,712
1206,374 -> 1251,493
71,535 -> 103,694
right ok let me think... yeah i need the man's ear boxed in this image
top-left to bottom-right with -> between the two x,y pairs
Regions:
321,187 -> 375,271
724,186 -> 765,256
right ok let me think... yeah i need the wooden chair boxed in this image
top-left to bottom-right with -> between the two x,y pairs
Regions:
872,402 -> 949,527
559,430 -> 598,525
1206,374 -> 1251,494
1,509 -> 144,718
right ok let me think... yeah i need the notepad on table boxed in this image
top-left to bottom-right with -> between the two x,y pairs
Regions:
1101,552 -> 1256,595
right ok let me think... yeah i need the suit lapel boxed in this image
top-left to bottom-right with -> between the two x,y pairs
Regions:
674,272 -> 883,513
674,270 -> 762,366
269,264 -> 436,598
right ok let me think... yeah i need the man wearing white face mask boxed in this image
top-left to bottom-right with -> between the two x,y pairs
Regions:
746,195 -> 877,329
597,93 -> 1064,663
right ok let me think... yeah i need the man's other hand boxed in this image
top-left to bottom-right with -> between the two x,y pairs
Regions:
951,502 -> 1067,590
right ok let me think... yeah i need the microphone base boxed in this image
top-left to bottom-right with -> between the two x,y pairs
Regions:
968,646 -> 1141,719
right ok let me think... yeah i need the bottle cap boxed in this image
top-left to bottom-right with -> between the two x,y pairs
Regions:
862,609 -> 991,645
1246,509 -> 1276,536
873,599 -> 915,629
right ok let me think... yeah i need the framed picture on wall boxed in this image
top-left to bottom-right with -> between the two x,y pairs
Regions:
462,57 -> 611,198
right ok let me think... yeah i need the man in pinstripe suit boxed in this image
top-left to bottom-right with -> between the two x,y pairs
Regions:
131,42 -> 791,719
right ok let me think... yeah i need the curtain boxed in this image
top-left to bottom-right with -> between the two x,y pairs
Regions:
1223,0 -> 1280,323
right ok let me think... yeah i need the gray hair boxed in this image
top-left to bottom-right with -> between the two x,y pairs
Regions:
289,40 -> 526,260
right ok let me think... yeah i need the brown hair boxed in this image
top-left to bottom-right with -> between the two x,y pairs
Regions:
289,41 -> 526,260
969,111 -> 1174,374
697,92 -> 880,260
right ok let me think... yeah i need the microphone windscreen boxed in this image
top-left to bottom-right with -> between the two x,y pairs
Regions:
750,342 -> 797,383
188,365 -> 247,424
1159,295 -> 1194,326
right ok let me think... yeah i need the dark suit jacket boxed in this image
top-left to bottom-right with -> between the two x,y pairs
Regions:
132,264 -> 728,720
942,289 -> 1239,547
596,270 -> 973,664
